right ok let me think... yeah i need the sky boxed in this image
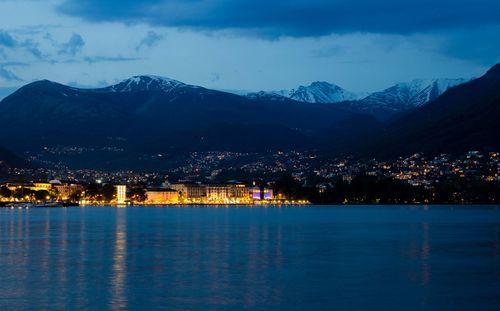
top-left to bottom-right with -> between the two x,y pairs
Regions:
0,0 -> 499,96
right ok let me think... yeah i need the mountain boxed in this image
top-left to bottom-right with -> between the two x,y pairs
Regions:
0,146 -> 27,170
366,64 -> 500,158
248,79 -> 467,120
349,78 -> 467,118
104,75 -> 194,93
248,81 -> 364,104
0,76 -> 364,169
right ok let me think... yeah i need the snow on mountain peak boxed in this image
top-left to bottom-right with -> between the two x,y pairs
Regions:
247,81 -> 364,104
290,81 -> 366,103
110,75 -> 187,92
356,78 -> 468,112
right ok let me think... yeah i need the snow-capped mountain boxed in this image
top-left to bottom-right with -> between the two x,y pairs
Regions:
288,81 -> 364,103
107,75 -> 196,93
248,81 -> 365,103
355,78 -> 468,113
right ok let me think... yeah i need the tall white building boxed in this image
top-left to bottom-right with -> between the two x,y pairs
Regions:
116,185 -> 127,204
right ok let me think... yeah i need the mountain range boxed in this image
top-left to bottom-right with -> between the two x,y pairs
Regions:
0,64 -> 497,170
247,81 -> 365,103
366,64 -> 500,157
0,75 -> 360,169
249,78 -> 467,119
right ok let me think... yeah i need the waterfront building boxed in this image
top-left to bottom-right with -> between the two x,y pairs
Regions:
116,185 -> 127,204
31,182 -> 53,191
145,189 -> 179,204
206,185 -> 231,201
170,183 -> 207,199
229,184 -> 250,199
250,187 -> 274,200
206,184 -> 252,202
50,180 -> 84,200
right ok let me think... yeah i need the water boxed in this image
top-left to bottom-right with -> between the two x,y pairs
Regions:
0,205 -> 499,310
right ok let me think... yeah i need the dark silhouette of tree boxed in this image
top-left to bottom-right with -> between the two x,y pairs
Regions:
0,186 -> 12,198
272,175 -> 306,200
34,190 -> 50,201
102,184 -> 115,202
129,187 -> 146,202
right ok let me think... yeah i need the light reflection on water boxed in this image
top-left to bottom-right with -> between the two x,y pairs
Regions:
0,205 -> 499,310
111,209 -> 127,310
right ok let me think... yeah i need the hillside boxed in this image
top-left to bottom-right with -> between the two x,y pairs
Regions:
367,64 -> 500,158
0,76 -> 367,169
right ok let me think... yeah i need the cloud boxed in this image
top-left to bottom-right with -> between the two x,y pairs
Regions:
0,30 -> 45,60
58,33 -> 85,55
136,31 -> 164,51
21,39 -> 43,59
0,66 -> 22,81
0,30 -> 17,47
58,0 -> 500,37
0,62 -> 28,82
0,61 -> 30,67
82,55 -> 142,64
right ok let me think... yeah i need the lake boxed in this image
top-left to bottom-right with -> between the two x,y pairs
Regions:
0,205 -> 499,310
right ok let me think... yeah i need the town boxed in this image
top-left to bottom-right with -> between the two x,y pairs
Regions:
1,150 -> 500,205
0,179 -> 301,206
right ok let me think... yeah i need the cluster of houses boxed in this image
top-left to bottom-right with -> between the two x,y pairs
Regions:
0,180 -> 83,201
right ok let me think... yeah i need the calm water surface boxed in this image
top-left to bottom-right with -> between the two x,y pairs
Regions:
0,205 -> 499,310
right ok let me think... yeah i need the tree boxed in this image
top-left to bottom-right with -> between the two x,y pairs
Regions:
272,175 -> 306,200
0,186 -> 12,199
129,187 -> 146,202
34,190 -> 50,201
84,183 -> 102,200
102,184 -> 115,202
69,191 -> 82,202
13,187 -> 34,200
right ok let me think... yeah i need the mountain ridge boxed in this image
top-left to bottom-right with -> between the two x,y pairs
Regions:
364,65 -> 500,158
248,81 -> 364,104
0,75 -> 363,169
247,78 -> 467,119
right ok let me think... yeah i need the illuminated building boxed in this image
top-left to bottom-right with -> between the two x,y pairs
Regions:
206,184 -> 251,202
229,184 -> 250,199
51,181 -> 84,200
116,185 -> 127,204
250,187 -> 273,200
206,185 -> 231,200
170,183 -> 207,199
31,182 -> 52,191
145,189 -> 179,204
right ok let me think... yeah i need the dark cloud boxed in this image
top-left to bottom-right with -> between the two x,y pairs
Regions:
136,31 -> 164,51
58,0 -> 500,37
438,26 -> 500,65
59,33 -> 85,55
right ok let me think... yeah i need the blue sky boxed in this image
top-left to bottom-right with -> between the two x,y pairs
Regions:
0,0 -> 499,95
